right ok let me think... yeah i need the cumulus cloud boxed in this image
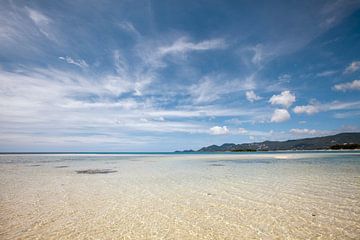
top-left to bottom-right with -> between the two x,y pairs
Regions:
271,109 -> 290,123
245,90 -> 261,102
344,61 -> 360,74
209,126 -> 229,135
293,105 -> 319,115
333,80 -> 360,91
269,91 -> 295,108
59,56 -> 88,69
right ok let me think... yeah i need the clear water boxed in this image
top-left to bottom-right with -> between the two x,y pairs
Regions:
1,152 -> 359,239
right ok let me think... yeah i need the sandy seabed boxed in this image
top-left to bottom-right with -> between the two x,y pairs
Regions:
0,152 -> 359,239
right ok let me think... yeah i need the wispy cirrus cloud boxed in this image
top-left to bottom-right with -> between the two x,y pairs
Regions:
316,70 -> 337,77
25,7 -> 59,43
293,100 -> 360,115
26,8 -> 50,34
59,56 -> 89,69
0,5 -> 55,53
0,62 -> 269,149
333,111 -> 360,119
117,21 -> 141,37
333,80 -> 360,91
289,128 -> 331,136
189,74 -> 255,104
343,61 -> 360,74
293,105 -> 320,115
0,67 -> 209,140
158,37 -> 226,56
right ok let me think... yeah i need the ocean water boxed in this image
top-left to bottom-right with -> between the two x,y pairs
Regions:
0,152 -> 359,239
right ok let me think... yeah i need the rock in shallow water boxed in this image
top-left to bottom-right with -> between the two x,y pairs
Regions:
75,169 -> 117,174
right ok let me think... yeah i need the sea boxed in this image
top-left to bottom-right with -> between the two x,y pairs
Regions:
0,152 -> 359,239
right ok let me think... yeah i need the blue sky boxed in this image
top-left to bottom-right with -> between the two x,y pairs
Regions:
1,0 -> 360,151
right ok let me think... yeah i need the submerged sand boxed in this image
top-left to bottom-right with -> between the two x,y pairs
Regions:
0,153 -> 359,239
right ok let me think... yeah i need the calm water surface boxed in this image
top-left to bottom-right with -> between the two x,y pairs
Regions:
0,152 -> 359,239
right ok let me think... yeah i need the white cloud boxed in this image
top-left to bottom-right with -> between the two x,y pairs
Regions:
320,0 -> 360,30
189,74 -> 255,104
245,90 -> 261,102
26,8 -> 56,42
269,91 -> 296,108
251,44 -> 264,65
238,128 -> 248,134
278,74 -> 291,82
146,105 -> 268,119
293,100 -> 360,115
0,66 -> 271,148
333,111 -> 360,119
327,101 -> 360,111
134,36 -> 227,76
316,70 -> 337,77
117,21 -> 140,37
59,56 -> 88,69
0,4 -> 62,57
27,8 -> 50,28
159,37 -> 226,56
232,128 -> 287,142
320,16 -> 337,29
209,126 -> 229,135
333,80 -> 360,91
344,61 -> 360,74
271,109 -> 290,123
290,128 -> 330,136
293,105 -> 319,115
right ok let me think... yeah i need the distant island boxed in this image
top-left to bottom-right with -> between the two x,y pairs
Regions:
176,132 -> 360,152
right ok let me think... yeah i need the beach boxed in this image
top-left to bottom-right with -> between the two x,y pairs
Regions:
1,152 -> 359,239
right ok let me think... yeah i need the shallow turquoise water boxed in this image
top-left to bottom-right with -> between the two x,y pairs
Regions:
1,152 -> 359,239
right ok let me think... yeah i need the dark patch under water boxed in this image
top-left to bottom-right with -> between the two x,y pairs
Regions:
223,159 -> 273,164
29,164 -> 41,167
75,169 -> 117,174
55,165 -> 69,168
209,163 -> 225,167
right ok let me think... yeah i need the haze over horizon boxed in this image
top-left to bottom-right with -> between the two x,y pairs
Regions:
1,0 -> 360,151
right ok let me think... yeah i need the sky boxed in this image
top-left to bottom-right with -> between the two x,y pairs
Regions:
1,0 -> 360,152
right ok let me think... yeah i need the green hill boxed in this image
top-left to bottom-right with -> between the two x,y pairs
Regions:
189,133 -> 360,152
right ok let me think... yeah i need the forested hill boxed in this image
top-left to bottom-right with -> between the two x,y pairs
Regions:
179,133 -> 360,152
